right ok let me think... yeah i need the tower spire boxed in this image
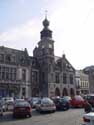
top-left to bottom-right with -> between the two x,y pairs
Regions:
45,10 -> 48,19
40,12 -> 52,39
43,10 -> 49,28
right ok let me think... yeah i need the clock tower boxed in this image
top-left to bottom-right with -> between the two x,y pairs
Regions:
33,16 -> 55,97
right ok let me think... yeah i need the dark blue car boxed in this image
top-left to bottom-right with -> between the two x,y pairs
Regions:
52,97 -> 70,111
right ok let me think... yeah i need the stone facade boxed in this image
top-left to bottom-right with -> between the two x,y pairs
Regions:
0,17 -> 77,98
0,47 -> 31,98
33,17 -> 76,97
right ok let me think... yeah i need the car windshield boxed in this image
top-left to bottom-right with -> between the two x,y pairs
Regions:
63,96 -> 71,101
59,98 -> 67,102
32,98 -> 39,101
5,97 -> 13,101
15,101 -> 29,106
87,96 -> 94,100
41,98 -> 54,104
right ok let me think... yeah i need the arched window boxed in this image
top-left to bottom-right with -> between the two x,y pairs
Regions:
55,88 -> 60,96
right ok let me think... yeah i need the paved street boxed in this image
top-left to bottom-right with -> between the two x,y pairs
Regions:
0,108 -> 84,125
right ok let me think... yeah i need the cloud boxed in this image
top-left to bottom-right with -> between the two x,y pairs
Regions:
0,18 -> 42,55
0,20 -> 37,41
47,0 -> 94,69
1,0 -> 94,69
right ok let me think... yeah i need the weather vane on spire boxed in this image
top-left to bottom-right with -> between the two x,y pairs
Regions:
45,10 -> 48,19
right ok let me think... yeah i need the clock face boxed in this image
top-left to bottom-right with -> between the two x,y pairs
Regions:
49,44 -> 52,48
42,45 -> 44,48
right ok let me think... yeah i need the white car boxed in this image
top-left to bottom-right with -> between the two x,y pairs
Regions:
0,102 -> 3,116
0,99 -> 8,112
83,112 -> 94,125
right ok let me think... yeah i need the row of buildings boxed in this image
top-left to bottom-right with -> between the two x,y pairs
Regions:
0,17 -> 93,98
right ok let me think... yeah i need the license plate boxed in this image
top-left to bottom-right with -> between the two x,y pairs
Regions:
20,108 -> 25,110
45,105 -> 50,107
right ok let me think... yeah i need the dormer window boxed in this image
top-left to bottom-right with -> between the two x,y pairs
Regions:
0,54 -> 4,62
6,54 -> 11,63
11,56 -> 16,63
20,56 -> 25,63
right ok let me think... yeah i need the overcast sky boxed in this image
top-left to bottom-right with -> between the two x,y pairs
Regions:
0,0 -> 94,69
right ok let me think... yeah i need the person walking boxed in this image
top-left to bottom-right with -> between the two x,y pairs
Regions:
84,100 -> 92,113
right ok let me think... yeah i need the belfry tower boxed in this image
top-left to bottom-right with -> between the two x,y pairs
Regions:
33,15 -> 55,97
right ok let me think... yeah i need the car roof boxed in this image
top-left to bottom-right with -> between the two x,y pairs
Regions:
87,94 -> 94,96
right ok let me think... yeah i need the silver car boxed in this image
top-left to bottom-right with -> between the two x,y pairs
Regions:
36,97 -> 56,113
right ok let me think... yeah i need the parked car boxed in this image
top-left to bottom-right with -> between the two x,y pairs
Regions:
2,97 -> 14,111
36,97 -> 56,113
83,112 -> 94,125
62,96 -> 72,107
0,98 -> 8,112
13,100 -> 32,118
84,94 -> 94,107
14,98 -> 25,103
0,101 -> 3,116
52,97 -> 70,111
70,95 -> 85,108
28,97 -> 40,108
5,97 -> 14,105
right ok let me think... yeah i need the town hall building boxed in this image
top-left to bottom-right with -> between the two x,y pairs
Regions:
0,17 -> 76,98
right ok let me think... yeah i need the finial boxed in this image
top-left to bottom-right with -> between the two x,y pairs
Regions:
43,10 -> 49,28
45,10 -> 48,19
62,51 -> 66,58
63,50 -> 65,55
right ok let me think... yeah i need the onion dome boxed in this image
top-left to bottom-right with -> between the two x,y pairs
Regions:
43,18 -> 49,28
40,17 -> 52,39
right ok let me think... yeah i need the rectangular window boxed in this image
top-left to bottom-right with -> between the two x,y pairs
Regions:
6,54 -> 11,63
22,69 -> 26,81
55,73 -> 59,83
2,72 -> 5,80
70,74 -> 73,84
6,72 -> 9,80
0,54 -> 4,62
22,87 -> 26,96
42,72 -> 45,82
63,73 -> 67,84
0,72 -> 1,80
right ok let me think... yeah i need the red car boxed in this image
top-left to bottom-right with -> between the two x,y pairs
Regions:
70,95 -> 85,108
13,100 -> 32,118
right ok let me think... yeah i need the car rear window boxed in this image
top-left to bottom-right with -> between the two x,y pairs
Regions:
75,96 -> 84,101
15,101 -> 29,106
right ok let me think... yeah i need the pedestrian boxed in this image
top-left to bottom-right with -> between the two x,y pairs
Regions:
84,100 -> 92,113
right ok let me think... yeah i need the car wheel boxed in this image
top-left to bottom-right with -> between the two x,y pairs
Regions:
29,113 -> 32,117
13,114 -> 16,118
39,110 -> 42,113
52,110 -> 55,113
66,106 -> 70,110
0,113 -> 3,116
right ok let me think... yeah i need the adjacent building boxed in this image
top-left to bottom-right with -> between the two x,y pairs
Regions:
83,66 -> 94,94
75,70 -> 89,95
0,47 -> 31,98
